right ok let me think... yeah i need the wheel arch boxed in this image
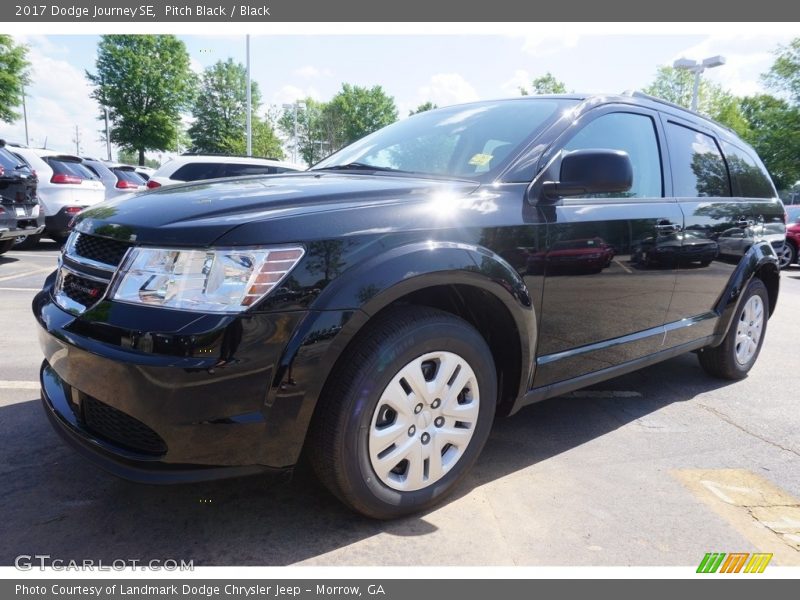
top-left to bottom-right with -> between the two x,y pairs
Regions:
712,241 -> 780,342
266,242 -> 537,466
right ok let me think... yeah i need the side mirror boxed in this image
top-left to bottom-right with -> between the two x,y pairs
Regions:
542,149 -> 633,199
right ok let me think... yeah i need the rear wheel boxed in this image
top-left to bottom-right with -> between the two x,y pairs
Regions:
0,240 -> 14,255
308,306 -> 497,519
698,278 -> 768,380
778,242 -> 796,269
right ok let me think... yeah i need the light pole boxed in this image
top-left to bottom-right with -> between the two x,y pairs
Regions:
21,84 -> 29,146
103,105 -> 111,160
673,55 -> 726,112
246,34 -> 252,156
282,100 -> 306,163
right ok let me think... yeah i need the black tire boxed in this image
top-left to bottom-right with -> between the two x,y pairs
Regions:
307,306 -> 497,519
784,242 -> 797,268
13,233 -> 41,249
49,233 -> 69,246
0,239 -> 14,255
698,278 -> 769,380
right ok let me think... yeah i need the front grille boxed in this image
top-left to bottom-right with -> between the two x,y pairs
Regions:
61,272 -> 107,308
74,233 -> 132,267
82,395 -> 167,456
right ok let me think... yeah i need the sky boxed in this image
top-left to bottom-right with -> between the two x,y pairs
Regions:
0,30 -> 795,162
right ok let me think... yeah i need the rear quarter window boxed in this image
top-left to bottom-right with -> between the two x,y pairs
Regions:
721,142 -> 776,198
665,122 -> 731,197
221,163 -> 278,177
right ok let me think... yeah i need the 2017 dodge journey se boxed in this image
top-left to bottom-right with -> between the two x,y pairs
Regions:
34,93 -> 785,518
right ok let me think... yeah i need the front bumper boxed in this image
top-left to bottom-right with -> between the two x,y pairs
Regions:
34,283 -> 311,482
40,363 -> 279,483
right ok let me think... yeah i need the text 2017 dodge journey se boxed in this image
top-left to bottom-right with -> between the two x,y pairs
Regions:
35,93 -> 785,518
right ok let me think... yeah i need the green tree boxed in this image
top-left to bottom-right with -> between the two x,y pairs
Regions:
409,101 -> 437,116
520,72 -> 567,96
738,94 -> 800,190
87,35 -> 196,165
278,97 -> 327,165
251,116 -> 285,160
0,35 -> 31,123
325,83 -> 398,146
764,37 -> 800,103
117,149 -> 160,168
188,58 -> 260,154
643,66 -> 736,118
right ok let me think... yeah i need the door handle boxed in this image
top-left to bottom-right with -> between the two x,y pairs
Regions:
656,222 -> 681,232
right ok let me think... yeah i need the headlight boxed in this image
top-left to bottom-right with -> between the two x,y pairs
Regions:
111,246 -> 305,313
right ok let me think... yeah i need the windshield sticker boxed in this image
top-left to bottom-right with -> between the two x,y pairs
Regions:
468,153 -> 493,167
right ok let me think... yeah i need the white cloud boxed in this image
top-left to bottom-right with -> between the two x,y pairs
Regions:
0,40 -> 105,157
189,57 -> 205,75
294,65 -> 333,79
416,73 -> 480,109
501,69 -> 532,96
517,31 -> 581,57
271,84 -> 322,106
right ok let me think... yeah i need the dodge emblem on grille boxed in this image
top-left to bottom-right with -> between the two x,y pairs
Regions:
68,280 -> 100,298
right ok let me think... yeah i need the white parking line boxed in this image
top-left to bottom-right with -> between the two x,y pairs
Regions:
0,267 -> 52,282
0,381 -> 40,390
2,252 -> 59,259
0,287 -> 40,291
613,258 -> 633,274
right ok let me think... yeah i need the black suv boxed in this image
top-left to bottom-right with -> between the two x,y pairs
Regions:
0,141 -> 42,254
34,93 -> 784,518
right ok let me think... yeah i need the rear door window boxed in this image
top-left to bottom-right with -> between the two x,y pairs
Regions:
171,162 -> 224,181
665,123 -> 731,197
721,142 -> 776,198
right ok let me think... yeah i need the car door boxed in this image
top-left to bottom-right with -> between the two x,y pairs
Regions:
661,118 -> 783,347
532,106 -> 682,388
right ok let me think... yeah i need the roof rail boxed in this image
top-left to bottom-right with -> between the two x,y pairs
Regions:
181,151 -> 282,161
620,90 -> 736,135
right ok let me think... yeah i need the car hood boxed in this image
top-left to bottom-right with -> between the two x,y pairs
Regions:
73,172 -> 480,245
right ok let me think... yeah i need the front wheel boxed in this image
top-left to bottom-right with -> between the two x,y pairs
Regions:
698,278 -> 769,380
308,306 -> 497,519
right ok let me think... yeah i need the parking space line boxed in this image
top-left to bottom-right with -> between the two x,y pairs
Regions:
672,468 -> 800,565
0,381 -> 40,390
0,267 -> 52,282
613,258 -> 633,274
2,252 -> 59,259
0,287 -> 40,292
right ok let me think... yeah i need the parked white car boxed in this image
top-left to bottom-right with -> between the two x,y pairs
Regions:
8,145 -> 106,246
82,158 -> 147,199
146,154 -> 304,189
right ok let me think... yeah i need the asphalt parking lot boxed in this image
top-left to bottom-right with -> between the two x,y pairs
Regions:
1,244 -> 798,567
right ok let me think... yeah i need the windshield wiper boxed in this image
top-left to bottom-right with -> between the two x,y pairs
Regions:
313,162 -> 409,173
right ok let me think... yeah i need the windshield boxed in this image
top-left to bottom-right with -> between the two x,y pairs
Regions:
312,99 -> 577,181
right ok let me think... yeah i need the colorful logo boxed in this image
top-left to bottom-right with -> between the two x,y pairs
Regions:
697,552 -> 773,573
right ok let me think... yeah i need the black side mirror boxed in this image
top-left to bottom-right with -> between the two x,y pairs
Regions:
542,149 -> 633,199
